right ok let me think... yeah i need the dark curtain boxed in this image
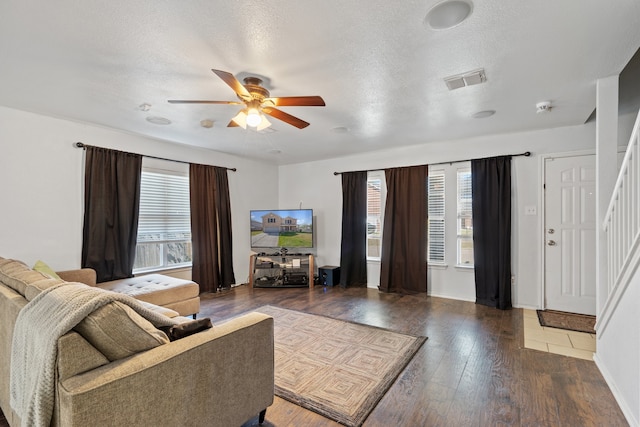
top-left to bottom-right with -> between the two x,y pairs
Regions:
472,156 -> 512,309
189,164 -> 236,293
212,166 -> 235,288
81,146 -> 142,283
379,165 -> 428,294
339,171 -> 368,287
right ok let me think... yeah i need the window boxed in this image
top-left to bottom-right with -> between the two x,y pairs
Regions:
457,168 -> 474,266
133,169 -> 192,273
367,173 -> 383,259
428,170 -> 445,264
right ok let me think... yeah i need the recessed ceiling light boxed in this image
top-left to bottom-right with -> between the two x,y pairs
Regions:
146,116 -> 171,125
331,126 -> 350,133
472,110 -> 495,119
425,0 -> 473,30
200,119 -> 214,128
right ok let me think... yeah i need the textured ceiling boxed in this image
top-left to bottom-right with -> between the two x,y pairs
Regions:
1,1 -> 639,164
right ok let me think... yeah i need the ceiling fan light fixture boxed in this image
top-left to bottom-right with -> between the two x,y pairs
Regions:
169,68 -> 325,130
231,110 -> 248,129
246,108 -> 262,127
256,115 -> 272,131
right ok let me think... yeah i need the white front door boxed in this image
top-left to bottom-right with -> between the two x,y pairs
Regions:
544,154 -> 596,315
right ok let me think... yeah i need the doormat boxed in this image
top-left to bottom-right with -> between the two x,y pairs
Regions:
254,305 -> 427,427
536,310 -> 596,334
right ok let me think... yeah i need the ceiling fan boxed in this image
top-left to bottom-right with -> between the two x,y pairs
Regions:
168,69 -> 325,130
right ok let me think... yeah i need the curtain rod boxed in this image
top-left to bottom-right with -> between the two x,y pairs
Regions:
333,151 -> 531,175
74,142 -> 237,172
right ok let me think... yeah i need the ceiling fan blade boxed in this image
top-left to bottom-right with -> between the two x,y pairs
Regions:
227,120 -> 240,127
168,100 -> 242,104
262,107 -> 310,129
211,69 -> 252,101
264,96 -> 326,107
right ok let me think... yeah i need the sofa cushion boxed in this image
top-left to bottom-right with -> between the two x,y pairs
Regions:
24,278 -> 66,301
0,258 -> 51,296
32,260 -> 62,280
74,301 -> 170,361
57,332 -> 110,381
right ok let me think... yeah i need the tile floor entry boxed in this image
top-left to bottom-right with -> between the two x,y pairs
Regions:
522,309 -> 596,360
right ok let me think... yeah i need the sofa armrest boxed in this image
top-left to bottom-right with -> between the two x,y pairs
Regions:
56,312 -> 274,427
57,269 -> 97,287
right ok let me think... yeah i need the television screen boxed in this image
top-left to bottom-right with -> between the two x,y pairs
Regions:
250,209 -> 314,249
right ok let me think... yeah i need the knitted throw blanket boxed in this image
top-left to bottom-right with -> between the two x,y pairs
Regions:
10,282 -> 179,427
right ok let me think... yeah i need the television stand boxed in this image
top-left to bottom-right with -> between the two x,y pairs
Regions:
249,253 -> 314,288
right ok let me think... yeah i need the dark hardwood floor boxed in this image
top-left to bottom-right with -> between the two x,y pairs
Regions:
1,285 -> 628,426
218,285 -> 627,427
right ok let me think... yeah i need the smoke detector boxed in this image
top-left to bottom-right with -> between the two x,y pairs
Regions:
536,101 -> 552,113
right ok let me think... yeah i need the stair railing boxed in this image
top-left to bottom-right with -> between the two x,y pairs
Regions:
600,109 -> 640,333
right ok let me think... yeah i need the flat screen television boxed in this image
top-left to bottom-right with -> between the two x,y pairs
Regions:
250,209 -> 313,249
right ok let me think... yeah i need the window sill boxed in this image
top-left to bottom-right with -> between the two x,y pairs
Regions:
133,264 -> 192,276
455,264 -> 474,271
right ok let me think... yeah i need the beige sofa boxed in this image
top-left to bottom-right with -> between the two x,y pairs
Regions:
0,257 -> 274,427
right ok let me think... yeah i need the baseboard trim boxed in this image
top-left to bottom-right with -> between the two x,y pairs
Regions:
593,353 -> 639,427
512,303 -> 540,311
426,292 -> 475,303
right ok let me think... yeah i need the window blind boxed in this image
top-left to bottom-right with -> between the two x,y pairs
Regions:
367,176 -> 383,258
134,170 -> 192,272
428,170 -> 445,263
137,171 -> 191,242
457,169 -> 474,266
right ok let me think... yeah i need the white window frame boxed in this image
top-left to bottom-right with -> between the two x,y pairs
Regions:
133,166 -> 192,274
428,169 -> 446,265
456,167 -> 474,267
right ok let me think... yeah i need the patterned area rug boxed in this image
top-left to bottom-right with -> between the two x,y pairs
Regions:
254,306 -> 426,427
536,310 -> 596,334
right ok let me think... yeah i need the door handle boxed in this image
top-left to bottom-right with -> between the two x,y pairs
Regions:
547,240 -> 556,246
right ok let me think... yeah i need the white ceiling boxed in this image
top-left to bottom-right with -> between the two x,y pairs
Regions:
1,1 -> 639,165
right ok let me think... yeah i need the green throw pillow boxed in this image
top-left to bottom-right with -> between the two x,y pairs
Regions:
33,260 -> 62,280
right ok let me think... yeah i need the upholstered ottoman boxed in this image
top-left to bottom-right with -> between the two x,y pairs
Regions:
98,274 -> 200,317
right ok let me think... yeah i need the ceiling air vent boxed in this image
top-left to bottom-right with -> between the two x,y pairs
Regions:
444,68 -> 486,90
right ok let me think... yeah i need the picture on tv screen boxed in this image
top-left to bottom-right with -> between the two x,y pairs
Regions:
250,209 -> 313,248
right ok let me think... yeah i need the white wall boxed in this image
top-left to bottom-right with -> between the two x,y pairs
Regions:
593,109 -> 640,427
594,267 -> 640,426
0,105 -> 279,283
279,120 -> 612,308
